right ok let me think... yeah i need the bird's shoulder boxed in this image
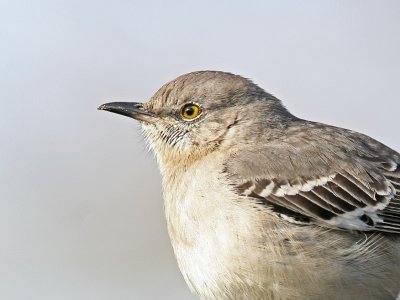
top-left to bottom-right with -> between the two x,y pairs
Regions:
224,121 -> 400,233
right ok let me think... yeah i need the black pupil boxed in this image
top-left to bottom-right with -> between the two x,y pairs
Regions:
184,106 -> 195,116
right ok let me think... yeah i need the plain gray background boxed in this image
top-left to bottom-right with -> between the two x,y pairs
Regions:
1,1 -> 399,299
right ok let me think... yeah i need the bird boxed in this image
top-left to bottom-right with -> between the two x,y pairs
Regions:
99,71 -> 400,300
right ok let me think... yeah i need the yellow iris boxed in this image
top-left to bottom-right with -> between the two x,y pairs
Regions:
181,104 -> 201,119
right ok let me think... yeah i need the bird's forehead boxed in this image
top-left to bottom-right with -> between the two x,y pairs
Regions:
144,71 -> 257,112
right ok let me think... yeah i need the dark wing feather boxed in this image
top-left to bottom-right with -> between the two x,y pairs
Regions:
225,124 -> 400,233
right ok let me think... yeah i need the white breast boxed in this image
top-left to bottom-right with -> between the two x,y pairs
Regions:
162,154 -> 257,298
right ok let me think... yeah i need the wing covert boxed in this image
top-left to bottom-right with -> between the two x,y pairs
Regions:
224,127 -> 400,233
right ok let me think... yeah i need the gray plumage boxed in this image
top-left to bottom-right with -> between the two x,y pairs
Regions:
99,71 -> 400,300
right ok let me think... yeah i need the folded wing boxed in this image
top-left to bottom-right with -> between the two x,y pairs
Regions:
225,126 -> 400,233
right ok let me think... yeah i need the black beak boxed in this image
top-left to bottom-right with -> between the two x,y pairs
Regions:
98,102 -> 157,123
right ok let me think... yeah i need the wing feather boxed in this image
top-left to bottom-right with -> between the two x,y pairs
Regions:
225,128 -> 400,233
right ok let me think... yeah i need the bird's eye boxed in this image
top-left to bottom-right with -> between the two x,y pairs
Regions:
181,103 -> 201,120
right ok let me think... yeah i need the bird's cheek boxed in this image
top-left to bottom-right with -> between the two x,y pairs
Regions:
193,123 -> 227,145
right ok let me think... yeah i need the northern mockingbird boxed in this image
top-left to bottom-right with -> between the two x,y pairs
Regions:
99,71 -> 400,300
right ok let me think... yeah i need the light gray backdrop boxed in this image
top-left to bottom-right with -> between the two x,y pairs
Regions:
1,1 -> 399,299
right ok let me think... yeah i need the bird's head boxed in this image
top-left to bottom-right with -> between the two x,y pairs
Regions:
99,71 -> 293,167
